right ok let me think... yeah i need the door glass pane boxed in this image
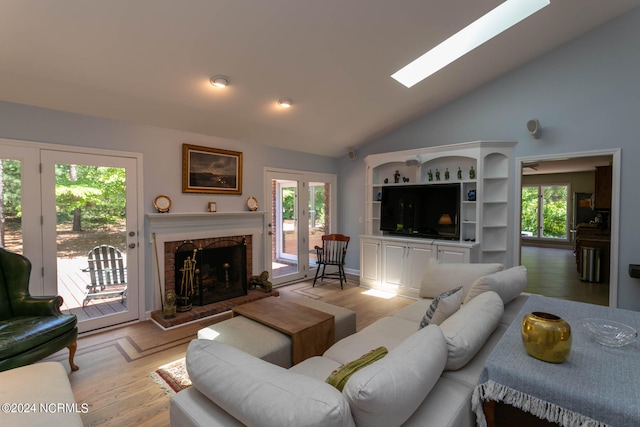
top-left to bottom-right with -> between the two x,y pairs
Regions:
541,185 -> 568,239
272,179 -> 299,279
309,182 -> 330,267
0,159 -> 22,253
54,163 -> 128,319
521,186 -> 539,237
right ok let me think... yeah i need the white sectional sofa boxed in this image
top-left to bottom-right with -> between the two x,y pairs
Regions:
170,260 -> 530,427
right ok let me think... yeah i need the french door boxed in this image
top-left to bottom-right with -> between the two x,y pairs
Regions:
265,169 -> 336,286
42,151 -> 140,332
1,140 -> 141,333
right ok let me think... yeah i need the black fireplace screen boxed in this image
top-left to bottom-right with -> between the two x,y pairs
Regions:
175,239 -> 248,308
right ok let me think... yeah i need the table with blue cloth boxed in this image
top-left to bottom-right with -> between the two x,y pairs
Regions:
472,295 -> 640,427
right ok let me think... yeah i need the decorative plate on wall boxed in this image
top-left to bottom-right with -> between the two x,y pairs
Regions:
246,196 -> 258,211
153,194 -> 172,213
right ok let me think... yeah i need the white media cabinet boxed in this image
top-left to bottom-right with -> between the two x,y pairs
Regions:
360,141 -> 516,297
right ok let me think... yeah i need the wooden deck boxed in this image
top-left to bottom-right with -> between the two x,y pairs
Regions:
57,257 -> 127,322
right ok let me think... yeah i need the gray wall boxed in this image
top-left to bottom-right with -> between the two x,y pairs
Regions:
339,7 -> 640,310
0,101 -> 338,312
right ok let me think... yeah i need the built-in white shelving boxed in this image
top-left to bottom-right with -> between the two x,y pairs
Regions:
361,141 -> 515,295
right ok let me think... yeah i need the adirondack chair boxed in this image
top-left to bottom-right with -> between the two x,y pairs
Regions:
312,234 -> 350,289
83,245 -> 127,306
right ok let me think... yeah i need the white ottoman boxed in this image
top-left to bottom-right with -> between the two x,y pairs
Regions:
198,316 -> 292,368
0,362 -> 83,427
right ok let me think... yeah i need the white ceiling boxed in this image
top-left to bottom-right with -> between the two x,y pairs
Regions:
1,1 -> 639,157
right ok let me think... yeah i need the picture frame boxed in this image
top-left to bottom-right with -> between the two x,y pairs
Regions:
208,202 -> 217,212
182,144 -> 242,194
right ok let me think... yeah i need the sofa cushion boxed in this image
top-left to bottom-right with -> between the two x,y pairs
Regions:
343,324 -> 447,427
186,339 -> 355,427
419,258 -> 504,299
392,298 -> 433,323
326,346 -> 388,391
323,316 -> 417,365
289,356 -> 342,382
439,291 -> 504,370
463,265 -> 528,304
419,286 -> 463,328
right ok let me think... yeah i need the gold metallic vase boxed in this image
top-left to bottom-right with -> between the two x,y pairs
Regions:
521,312 -> 571,363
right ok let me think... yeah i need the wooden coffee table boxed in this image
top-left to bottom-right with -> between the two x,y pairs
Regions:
232,297 -> 335,364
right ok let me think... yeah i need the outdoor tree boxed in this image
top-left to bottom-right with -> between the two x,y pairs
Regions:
0,160 -> 22,247
521,185 -> 567,239
55,164 -> 126,231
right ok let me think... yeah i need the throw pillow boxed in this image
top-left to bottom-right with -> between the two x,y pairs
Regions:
343,324 -> 447,427
419,285 -> 463,328
326,346 -> 388,391
419,258 -> 504,300
463,265 -> 528,304
439,291 -> 504,370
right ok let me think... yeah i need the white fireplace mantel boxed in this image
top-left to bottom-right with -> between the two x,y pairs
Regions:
146,211 -> 269,308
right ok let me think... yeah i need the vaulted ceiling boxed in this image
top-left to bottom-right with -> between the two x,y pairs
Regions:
1,1 -> 638,157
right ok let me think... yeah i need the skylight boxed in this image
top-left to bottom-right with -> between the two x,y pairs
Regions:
391,0 -> 550,88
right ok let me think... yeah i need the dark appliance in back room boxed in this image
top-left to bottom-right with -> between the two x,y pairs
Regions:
573,192 -> 597,228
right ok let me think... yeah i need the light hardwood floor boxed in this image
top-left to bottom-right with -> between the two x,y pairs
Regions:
521,246 -> 609,306
43,276 -> 413,427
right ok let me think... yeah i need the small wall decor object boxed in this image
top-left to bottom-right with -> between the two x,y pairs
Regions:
457,167 -> 462,180
182,144 -> 242,194
467,189 -> 476,201
208,202 -> 217,212
428,169 -> 433,181
444,168 -> 450,180
469,165 -> 476,180
394,170 -> 400,183
246,196 -> 258,211
153,194 -> 172,213
435,168 -> 441,181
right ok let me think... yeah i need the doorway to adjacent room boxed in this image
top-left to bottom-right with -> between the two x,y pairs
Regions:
516,150 -> 619,307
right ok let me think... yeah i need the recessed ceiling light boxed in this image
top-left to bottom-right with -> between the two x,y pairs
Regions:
391,0 -> 550,88
210,75 -> 229,88
278,98 -> 293,108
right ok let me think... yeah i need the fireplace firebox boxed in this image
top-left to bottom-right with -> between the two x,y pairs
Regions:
174,239 -> 248,310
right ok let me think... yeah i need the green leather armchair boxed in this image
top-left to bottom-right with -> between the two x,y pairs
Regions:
0,247 -> 78,372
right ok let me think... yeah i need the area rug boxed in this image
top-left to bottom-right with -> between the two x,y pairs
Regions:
150,357 -> 192,395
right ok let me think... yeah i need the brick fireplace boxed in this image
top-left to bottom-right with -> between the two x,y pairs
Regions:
147,212 -> 273,327
167,235 -> 250,310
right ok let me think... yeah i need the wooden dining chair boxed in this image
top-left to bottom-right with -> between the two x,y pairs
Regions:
313,234 -> 350,289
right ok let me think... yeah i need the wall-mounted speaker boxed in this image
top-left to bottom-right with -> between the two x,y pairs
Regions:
347,150 -> 357,161
527,119 -> 541,139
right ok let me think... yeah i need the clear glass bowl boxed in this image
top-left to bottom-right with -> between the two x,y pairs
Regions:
582,318 -> 637,347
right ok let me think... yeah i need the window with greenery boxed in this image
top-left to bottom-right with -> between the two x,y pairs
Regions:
521,185 -> 569,240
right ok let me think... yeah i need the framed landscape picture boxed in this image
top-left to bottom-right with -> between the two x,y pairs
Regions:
182,144 -> 243,194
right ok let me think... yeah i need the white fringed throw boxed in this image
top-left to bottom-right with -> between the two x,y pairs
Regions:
472,295 -> 639,427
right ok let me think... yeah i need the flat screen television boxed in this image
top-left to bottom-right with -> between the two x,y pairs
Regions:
380,183 -> 460,240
